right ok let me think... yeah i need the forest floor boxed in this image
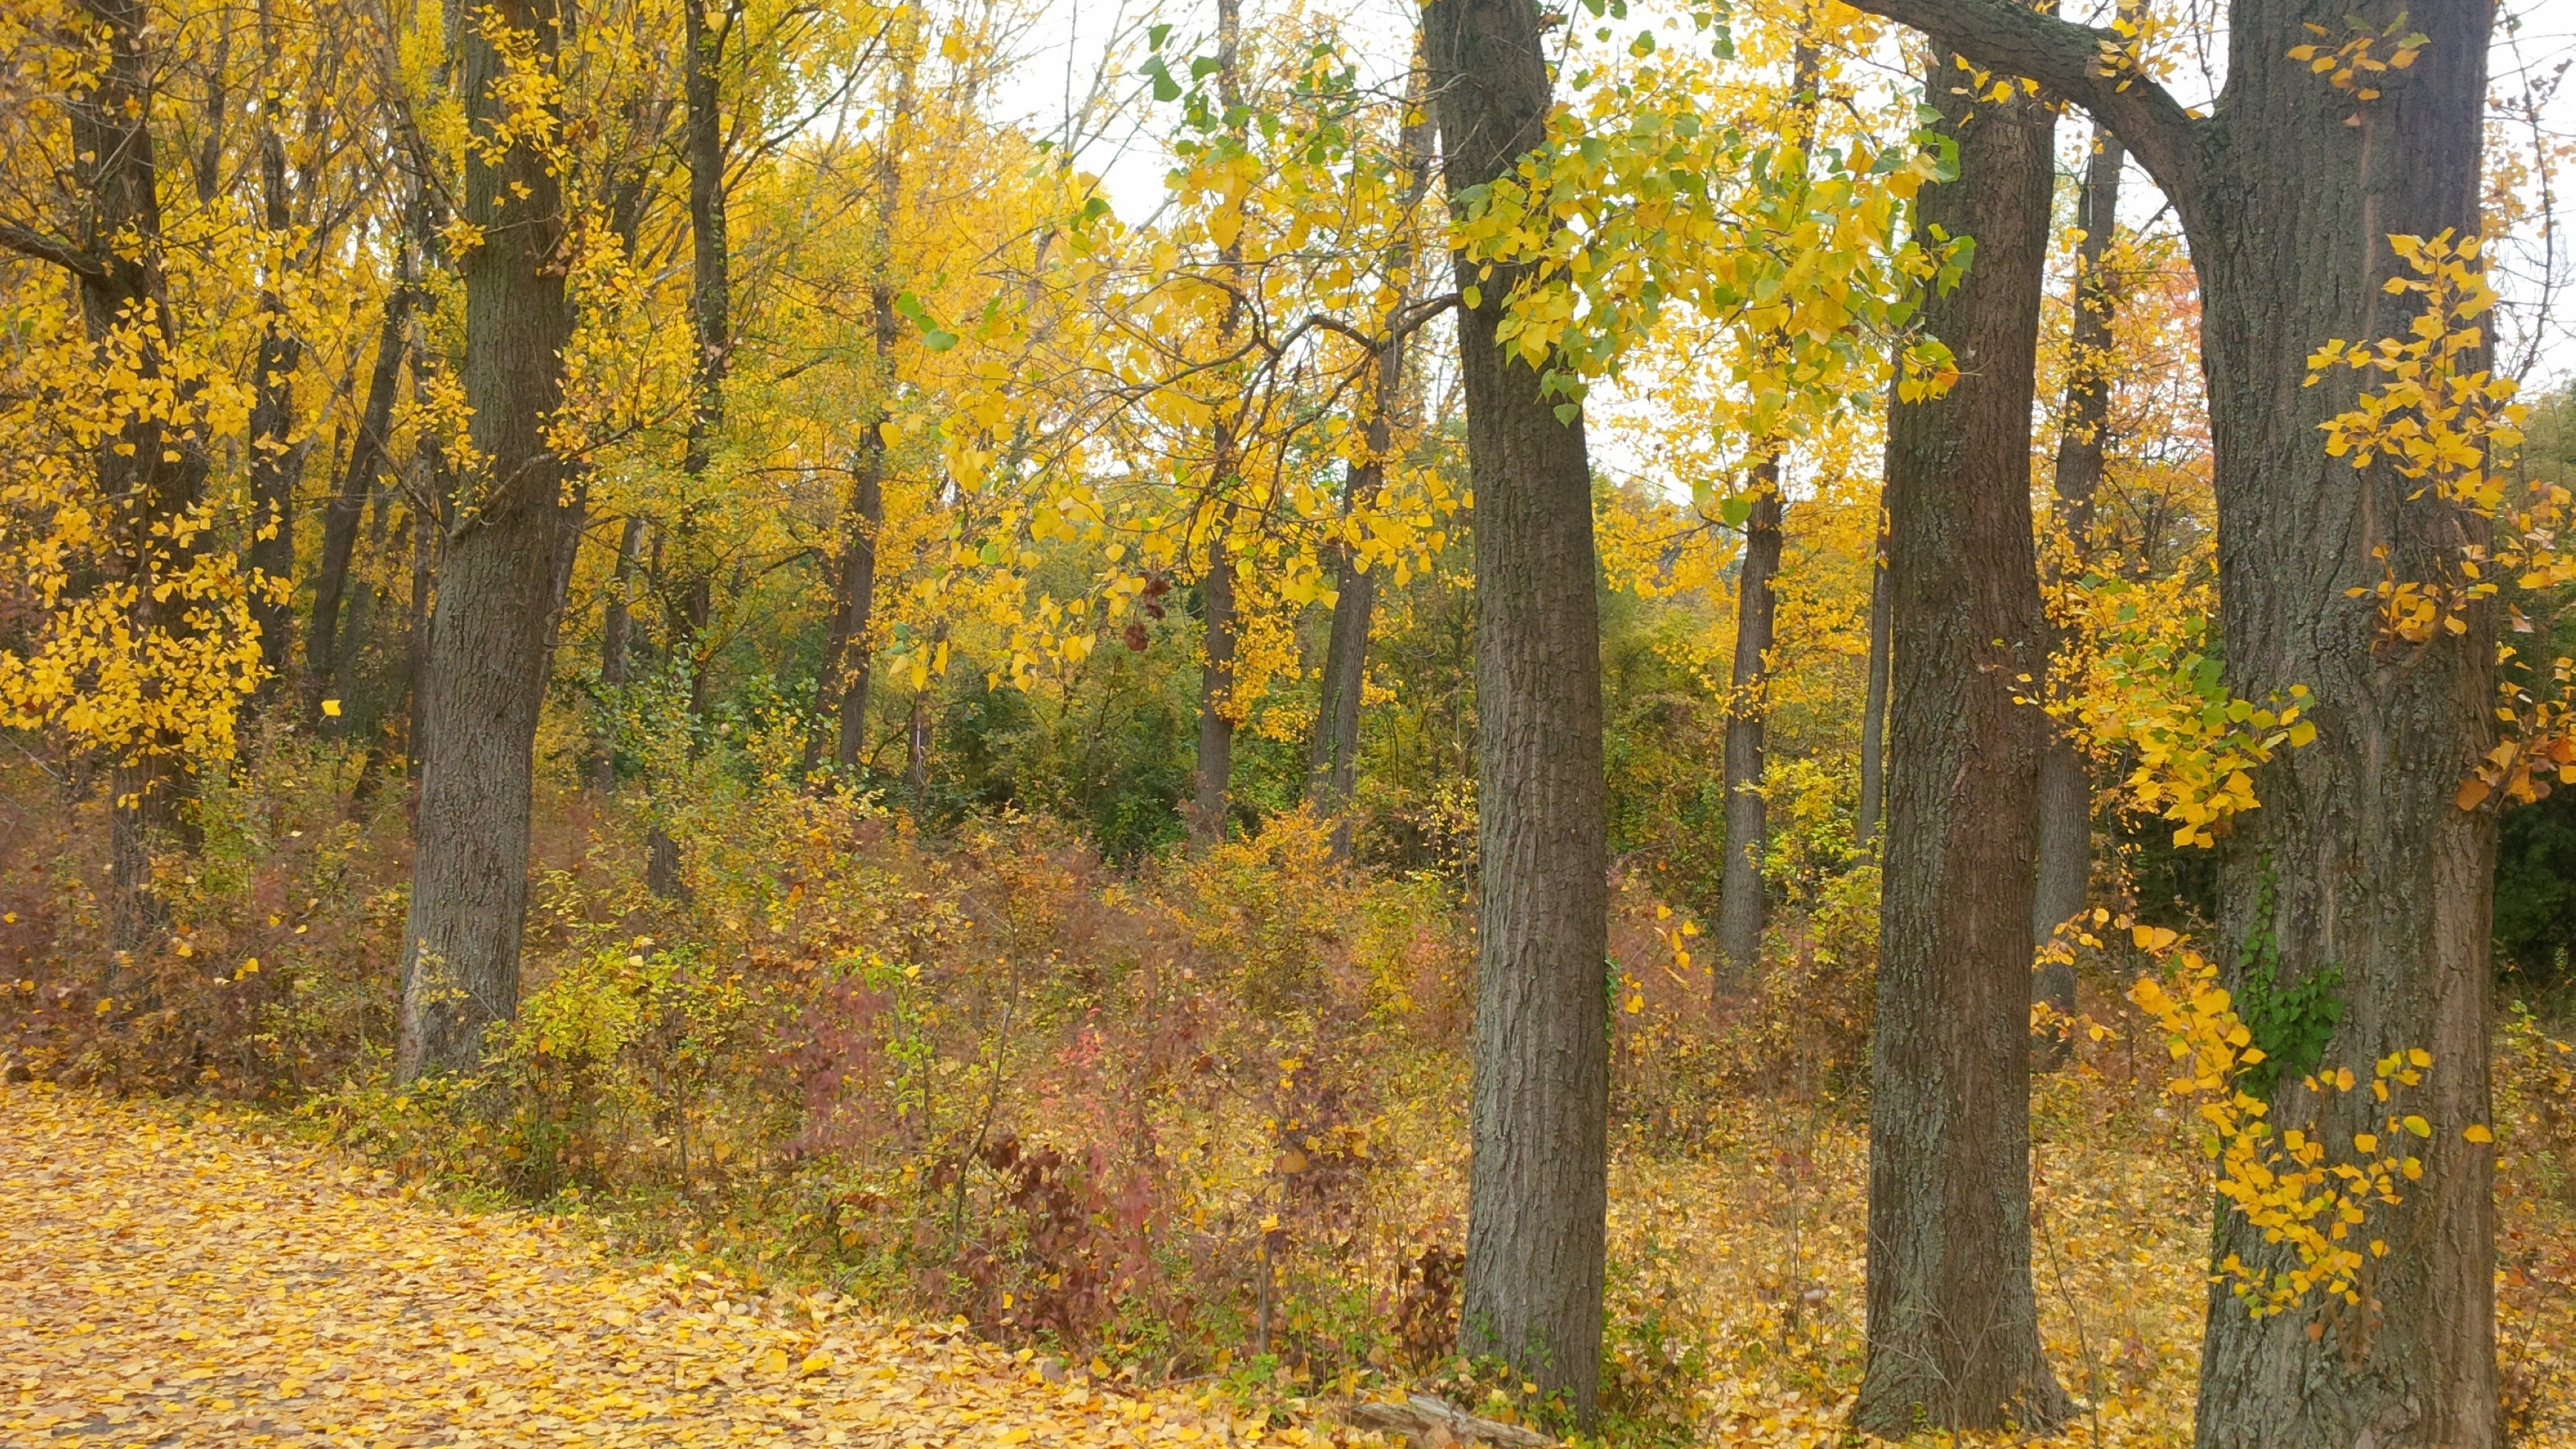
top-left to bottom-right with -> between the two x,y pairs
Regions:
7,1075 -> 2575,1448
0,1083 -> 1362,1448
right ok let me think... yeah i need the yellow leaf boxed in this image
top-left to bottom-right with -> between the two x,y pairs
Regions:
321,698 -> 342,718
2464,1123 -> 2493,1143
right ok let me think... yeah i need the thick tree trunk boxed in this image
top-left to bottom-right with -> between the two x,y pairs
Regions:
396,0 -> 576,1081
1855,513 -> 1890,848
1853,68 -> 2068,1438
246,126 -> 303,703
2032,123 -> 2125,1065
1426,0 -> 1610,1422
1839,2 -> 2501,1442
307,284 -> 411,726
1715,468 -> 1782,989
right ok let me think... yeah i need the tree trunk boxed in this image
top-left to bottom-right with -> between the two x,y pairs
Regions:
1841,1 -> 2500,1441
1189,0 -> 1248,850
1856,511 -> 1890,848
307,284 -> 411,727
1306,42 -> 1435,867
1191,515 -> 1239,845
1425,0 -> 1611,1422
811,15 -> 911,777
44,0 -> 214,963
1715,467 -> 1782,990
1853,64 -> 2068,1438
671,0 -> 730,720
396,0 -> 576,1082
246,124 -> 304,704
589,514 -> 644,791
2032,121 -> 2125,1065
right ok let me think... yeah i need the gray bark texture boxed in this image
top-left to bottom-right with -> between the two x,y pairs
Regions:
1854,67 -> 2068,1438
1839,1 -> 2501,1442
396,0 -> 576,1081
1715,470 -> 1782,989
1425,0 -> 1611,1423
1855,516 -> 1890,849
2032,123 -> 2125,1065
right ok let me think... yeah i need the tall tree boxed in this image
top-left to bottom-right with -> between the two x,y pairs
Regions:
1712,38 -> 1821,990
1424,0 -> 1611,1422
1187,0 -> 1248,848
812,5 -> 914,777
243,17 -> 304,705
1854,61 -> 2068,1435
0,0 -> 220,957
307,278 -> 412,726
1714,472 -> 1782,982
1842,1 -> 2500,1442
2032,120 -> 2125,1065
1306,54 -> 1436,861
396,0 -> 578,1081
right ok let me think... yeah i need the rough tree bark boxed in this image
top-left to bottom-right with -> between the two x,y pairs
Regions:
1715,470 -> 1782,989
396,0 -> 577,1081
2031,121 -> 2125,1067
1837,1 -> 2499,1442
1425,0 -> 1611,1422
1854,64 -> 2069,1437
306,284 -> 411,727
1855,511 -> 1890,848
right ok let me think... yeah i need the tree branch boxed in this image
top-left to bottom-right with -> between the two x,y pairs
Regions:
0,221 -> 107,280
1843,0 -> 2208,219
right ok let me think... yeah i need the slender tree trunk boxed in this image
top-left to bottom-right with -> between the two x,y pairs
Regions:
1855,513 -> 1890,848
1853,64 -> 2068,1438
1426,0 -> 1610,1421
396,0 -> 576,1081
40,0 -> 214,965
1309,62 -> 1434,863
1715,468 -> 1782,990
1845,2 -> 2501,1440
1191,506 -> 1240,845
1712,38 -> 1816,985
1189,0 -> 1248,849
812,12 -> 911,777
307,283 -> 411,725
589,514 -> 643,790
671,0 -> 731,720
2031,121 -> 2125,1065
246,121 -> 303,704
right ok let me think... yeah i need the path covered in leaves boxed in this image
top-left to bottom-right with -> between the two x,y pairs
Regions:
1,1084 -> 1346,1448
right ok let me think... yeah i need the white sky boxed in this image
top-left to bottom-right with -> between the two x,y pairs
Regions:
978,0 -> 2576,472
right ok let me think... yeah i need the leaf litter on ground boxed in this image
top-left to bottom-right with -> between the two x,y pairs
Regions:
0,1083 -> 1396,1448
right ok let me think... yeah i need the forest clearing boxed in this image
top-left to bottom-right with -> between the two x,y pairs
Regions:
2,0 -> 2575,1441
